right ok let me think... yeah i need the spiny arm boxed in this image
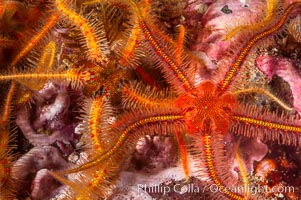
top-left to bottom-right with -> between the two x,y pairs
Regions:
47,170 -> 91,199
176,131 -> 189,181
176,25 -> 185,66
232,115 -> 301,133
202,134 -> 246,200
11,14 -> 59,66
127,0 -> 197,95
57,111 -> 184,174
122,81 -> 176,110
234,87 -> 293,111
231,104 -> 301,146
219,2 -> 301,93
192,133 -> 247,199
80,96 -> 114,153
224,0 -> 278,40
0,67 -> 100,89
17,41 -> 57,91
55,0 -> 108,64
0,82 -> 15,125
235,138 -> 250,198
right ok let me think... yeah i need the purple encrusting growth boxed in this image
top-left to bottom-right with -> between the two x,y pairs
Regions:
12,81 -> 81,199
16,81 -> 80,147
12,146 -> 68,199
132,136 -> 177,171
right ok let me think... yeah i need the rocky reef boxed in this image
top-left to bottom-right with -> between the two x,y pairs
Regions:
0,0 -> 301,200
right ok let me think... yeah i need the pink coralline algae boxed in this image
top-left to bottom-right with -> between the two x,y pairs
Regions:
132,136 -> 177,171
226,136 -> 268,178
192,0 -> 266,61
12,81 -> 80,199
16,81 -> 80,147
256,55 -> 301,115
12,146 -> 68,199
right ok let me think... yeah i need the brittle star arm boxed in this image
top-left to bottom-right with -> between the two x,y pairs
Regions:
192,132 -> 247,200
127,0 -> 197,95
233,88 -> 293,111
122,83 -> 190,179
11,14 -> 59,66
176,131 -> 190,181
122,81 -> 177,109
218,2 -> 301,93
230,105 -> 301,146
0,82 -> 15,125
56,110 -> 185,174
224,0 -> 278,40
